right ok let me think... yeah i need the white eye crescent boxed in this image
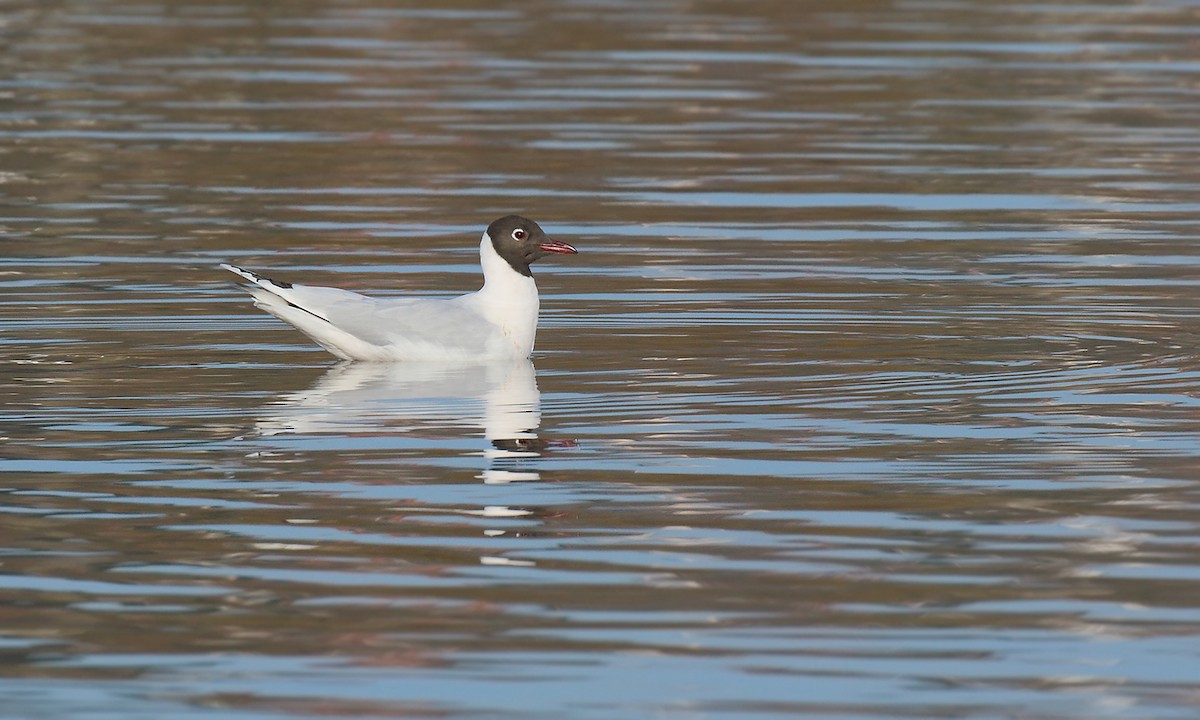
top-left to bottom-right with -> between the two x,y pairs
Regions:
512,228 -> 527,241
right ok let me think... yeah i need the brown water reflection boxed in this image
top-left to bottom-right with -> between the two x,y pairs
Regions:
3,0 -> 1200,718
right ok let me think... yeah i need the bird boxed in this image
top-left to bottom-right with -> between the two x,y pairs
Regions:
221,215 -> 577,362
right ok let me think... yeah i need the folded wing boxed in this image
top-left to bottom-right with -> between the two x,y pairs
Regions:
221,264 -> 503,361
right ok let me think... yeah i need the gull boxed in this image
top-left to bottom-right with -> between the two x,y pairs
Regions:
222,215 -> 576,361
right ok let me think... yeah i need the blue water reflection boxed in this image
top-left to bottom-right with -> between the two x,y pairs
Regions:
3,0 -> 1200,717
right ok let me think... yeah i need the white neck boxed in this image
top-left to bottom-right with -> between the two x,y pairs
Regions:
471,232 -> 540,356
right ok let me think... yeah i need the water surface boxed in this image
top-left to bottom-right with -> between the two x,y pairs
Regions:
3,1 -> 1200,718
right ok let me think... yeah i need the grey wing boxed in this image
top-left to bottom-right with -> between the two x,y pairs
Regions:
327,295 -> 502,355
223,264 -> 502,360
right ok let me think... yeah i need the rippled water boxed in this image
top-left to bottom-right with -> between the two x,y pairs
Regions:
4,1 -> 1200,718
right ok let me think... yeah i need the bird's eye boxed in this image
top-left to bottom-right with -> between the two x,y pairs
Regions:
512,229 -> 526,241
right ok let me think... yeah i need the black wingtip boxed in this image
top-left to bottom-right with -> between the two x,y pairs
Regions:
221,263 -> 294,289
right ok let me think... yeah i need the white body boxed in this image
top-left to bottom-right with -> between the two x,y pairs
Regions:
225,233 -> 541,362
457,232 -> 540,358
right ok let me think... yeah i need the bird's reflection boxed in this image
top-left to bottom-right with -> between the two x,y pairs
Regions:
257,359 -> 563,483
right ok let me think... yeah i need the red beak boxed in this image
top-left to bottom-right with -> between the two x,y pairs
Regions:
538,238 -> 578,254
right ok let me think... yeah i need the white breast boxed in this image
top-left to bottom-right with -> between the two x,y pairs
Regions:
457,232 -> 540,357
